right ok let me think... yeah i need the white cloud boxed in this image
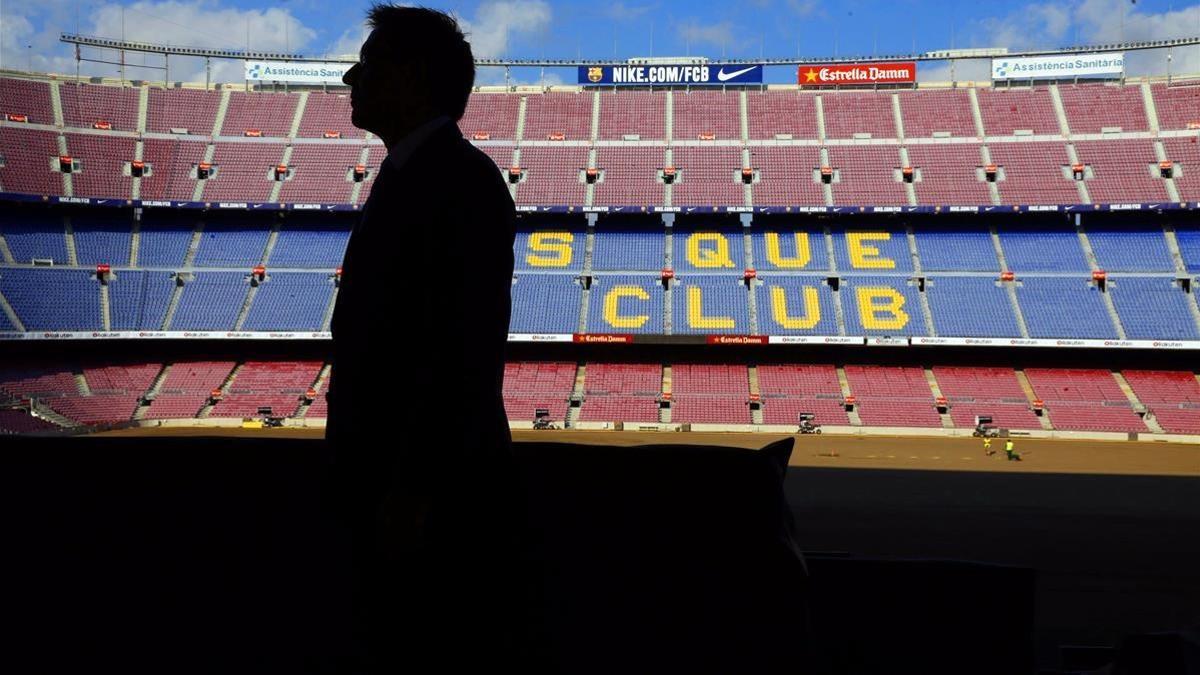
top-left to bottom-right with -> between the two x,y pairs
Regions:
458,0 -> 552,59
602,2 -> 658,21
787,0 -> 822,17
677,20 -> 737,49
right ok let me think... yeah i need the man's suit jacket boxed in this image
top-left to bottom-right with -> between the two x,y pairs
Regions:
326,119 -> 516,510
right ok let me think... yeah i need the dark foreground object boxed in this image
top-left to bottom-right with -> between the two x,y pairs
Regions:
7,436 -> 1196,673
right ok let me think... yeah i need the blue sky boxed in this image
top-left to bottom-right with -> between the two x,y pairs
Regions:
2,0 -> 1198,84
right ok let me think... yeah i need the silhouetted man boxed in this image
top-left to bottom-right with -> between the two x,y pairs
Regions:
326,5 -> 520,671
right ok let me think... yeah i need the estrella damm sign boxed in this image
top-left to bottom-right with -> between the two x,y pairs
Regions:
578,64 -> 764,86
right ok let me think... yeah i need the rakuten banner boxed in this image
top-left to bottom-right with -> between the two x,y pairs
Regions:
245,61 -> 352,85
991,52 -> 1124,81
798,62 -> 916,86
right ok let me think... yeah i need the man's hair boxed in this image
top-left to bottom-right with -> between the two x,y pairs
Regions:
366,4 -> 475,121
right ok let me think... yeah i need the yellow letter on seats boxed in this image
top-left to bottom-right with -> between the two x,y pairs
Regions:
764,232 -> 811,269
847,232 -> 895,269
687,286 -> 735,329
603,285 -> 650,329
855,287 -> 908,330
686,233 -> 735,269
525,231 -> 574,268
770,286 -> 820,329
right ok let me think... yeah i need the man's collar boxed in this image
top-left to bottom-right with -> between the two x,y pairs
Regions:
384,115 -> 452,171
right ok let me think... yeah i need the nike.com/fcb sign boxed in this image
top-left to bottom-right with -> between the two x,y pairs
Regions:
578,64 -> 763,86
798,62 -> 917,86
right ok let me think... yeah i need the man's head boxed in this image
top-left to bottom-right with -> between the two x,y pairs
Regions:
342,4 -> 474,145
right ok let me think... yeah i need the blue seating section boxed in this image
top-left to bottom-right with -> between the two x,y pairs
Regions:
0,306 -> 13,331
914,228 -> 998,271
830,228 -> 913,273
138,217 -> 196,267
192,221 -> 269,267
0,212 -> 68,263
110,270 -> 175,330
672,228 -> 745,273
671,275 -> 750,334
514,228 -> 585,272
1017,277 -> 1117,338
170,272 -> 246,330
1108,277 -> 1200,340
73,213 -> 133,266
586,275 -> 664,334
269,225 -> 349,268
242,273 -> 333,331
998,227 -> 1088,272
1087,227 -> 1174,272
755,276 -> 838,335
1177,227 -> 1200,273
750,228 -> 830,272
926,276 -> 1021,337
840,275 -> 927,336
0,268 -> 100,330
509,275 -> 582,333
591,227 -> 664,271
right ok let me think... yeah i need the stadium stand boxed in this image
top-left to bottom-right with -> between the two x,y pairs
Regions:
509,275 -> 582,333
276,144 -> 361,204
64,133 -> 135,200
591,147 -> 665,205
830,228 -> 913,273
296,92 -> 363,140
598,90 -> 665,140
899,89 -> 977,138
746,91 -> 819,139
146,87 -> 220,135
503,361 -> 576,423
671,146 -> 744,206
0,409 -> 61,434
0,268 -> 101,330
987,141 -> 1078,204
932,366 -> 1044,430
1161,137 -> 1199,201
671,275 -> 751,335
1023,367 -> 1147,432
514,225 -> 585,272
268,217 -> 350,269
192,215 -> 270,267
201,142 -> 286,202
912,226 -> 999,271
839,275 -> 927,336
976,86 -> 1060,136
1086,225 -> 1175,272
1150,81 -> 1200,130
1121,369 -> 1200,434
754,276 -> 838,335
672,90 -> 740,141
749,225 -> 831,272
925,276 -> 1022,338
1072,139 -> 1169,204
1015,277 -> 1118,339
578,362 -> 661,423
1107,277 -> 1200,340
109,271 -> 176,330
998,226 -> 1089,272
137,138 -> 207,201
586,275 -> 664,334
59,82 -> 139,132
746,146 -> 825,206
1177,225 -> 1200,273
672,225 -> 745,273
138,210 -> 198,267
1058,83 -> 1149,133
669,363 -> 751,424
221,91 -> 299,138
460,93 -> 520,140
72,210 -> 132,266
826,146 -> 908,206
241,273 -> 333,331
756,363 -> 850,426
0,127 -> 65,195
591,223 -> 664,271
209,360 -> 321,418
905,144 -> 991,205
0,207 -> 69,263
0,77 -> 53,125
843,364 -> 942,427
821,92 -> 897,139
143,360 -> 236,419
521,92 -> 592,141
45,362 -> 160,425
169,272 -> 248,330
514,146 -> 589,206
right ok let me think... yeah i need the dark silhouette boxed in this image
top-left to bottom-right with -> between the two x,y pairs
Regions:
325,5 -> 520,671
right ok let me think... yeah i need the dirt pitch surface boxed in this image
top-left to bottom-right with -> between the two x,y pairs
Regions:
95,427 -> 1200,476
